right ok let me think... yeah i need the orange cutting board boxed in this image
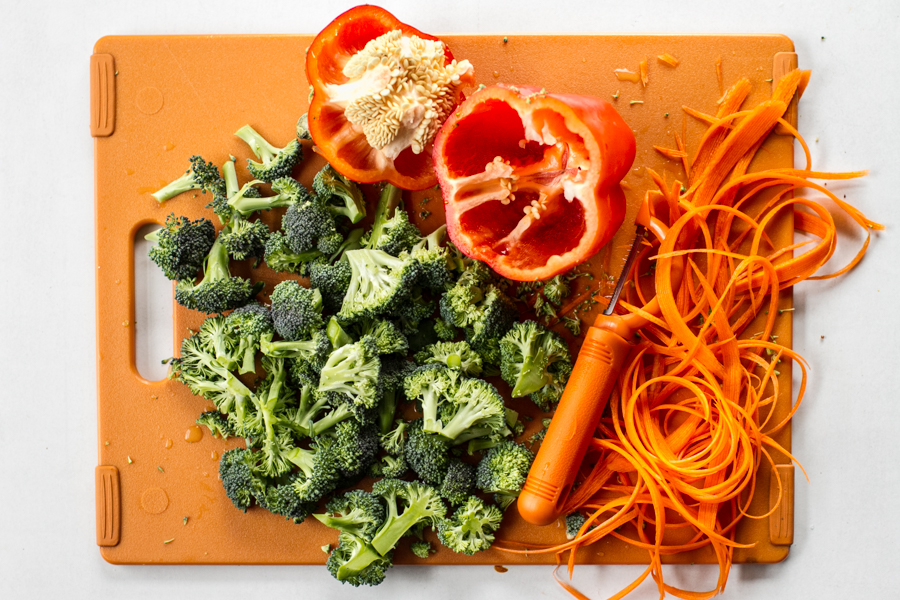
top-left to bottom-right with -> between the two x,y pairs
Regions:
92,33 -> 796,565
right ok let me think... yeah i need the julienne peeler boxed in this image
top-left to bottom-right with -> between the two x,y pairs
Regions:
517,201 -> 679,526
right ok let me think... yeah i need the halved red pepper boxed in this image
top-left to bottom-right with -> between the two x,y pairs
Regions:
432,84 -> 636,281
306,6 -> 472,191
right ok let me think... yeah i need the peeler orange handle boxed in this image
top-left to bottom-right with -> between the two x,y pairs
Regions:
517,313 -> 635,525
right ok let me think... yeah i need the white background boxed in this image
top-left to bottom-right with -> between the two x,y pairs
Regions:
2,1 -> 899,599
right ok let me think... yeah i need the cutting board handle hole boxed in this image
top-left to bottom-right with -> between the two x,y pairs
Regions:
133,224 -> 173,382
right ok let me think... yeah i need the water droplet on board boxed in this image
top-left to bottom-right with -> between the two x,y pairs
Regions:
164,438 -> 173,449
185,425 -> 203,443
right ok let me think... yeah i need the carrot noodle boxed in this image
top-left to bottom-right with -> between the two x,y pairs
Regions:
640,60 -> 649,87
495,70 -> 883,599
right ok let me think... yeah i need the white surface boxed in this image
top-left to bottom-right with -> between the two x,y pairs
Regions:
2,1 -> 899,598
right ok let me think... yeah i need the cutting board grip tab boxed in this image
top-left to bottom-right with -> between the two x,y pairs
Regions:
90,54 -> 116,137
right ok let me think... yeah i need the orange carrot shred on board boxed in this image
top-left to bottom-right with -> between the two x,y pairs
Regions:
658,53 -> 680,67
639,59 -> 649,87
495,69 -> 882,600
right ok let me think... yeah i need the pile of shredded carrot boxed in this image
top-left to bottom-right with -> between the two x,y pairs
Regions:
496,69 -> 883,599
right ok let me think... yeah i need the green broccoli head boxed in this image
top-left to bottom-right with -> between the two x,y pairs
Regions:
326,532 -> 393,586
475,441 -> 534,501
409,540 -> 434,559
404,419 -> 451,486
436,496 -> 503,555
257,482 -> 316,524
152,155 -> 224,203
174,234 -> 260,314
227,176 -> 312,218
529,360 -> 573,412
313,163 -> 367,224
407,246 -> 454,291
196,313 -> 240,371
317,337 -> 382,415
219,216 -> 269,262
270,281 -> 325,341
338,249 -> 421,323
218,447 -> 263,512
331,419 -> 381,483
433,317 -> 457,341
364,207 -> 423,256
315,489 -> 386,540
370,478 -> 447,556
309,260 -> 352,313
352,318 -> 409,355
379,419 -> 407,456
196,410 -> 235,439
435,377 -> 507,442
440,459 -> 476,506
439,263 -> 495,328
403,365 -> 460,435
414,341 -> 483,376
226,303 -> 274,374
500,320 -> 572,400
146,214 -> 216,281
464,286 -> 518,364
234,124 -> 303,182
285,441 -> 341,503
565,511 -> 588,540
369,453 -> 408,479
282,195 -> 343,256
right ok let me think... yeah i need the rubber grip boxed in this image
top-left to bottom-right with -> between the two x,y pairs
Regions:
517,322 -> 632,525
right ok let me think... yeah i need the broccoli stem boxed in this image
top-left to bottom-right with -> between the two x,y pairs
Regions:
235,125 -> 281,163
152,171 -> 201,203
513,344 -> 552,397
229,182 -> 293,216
378,389 -> 398,436
310,404 -> 354,436
222,158 -> 240,198
371,507 -> 423,556
336,543 -> 384,581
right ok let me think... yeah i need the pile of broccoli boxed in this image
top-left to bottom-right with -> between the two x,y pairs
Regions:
148,115 -> 579,587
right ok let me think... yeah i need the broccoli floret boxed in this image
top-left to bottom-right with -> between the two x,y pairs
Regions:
234,124 -> 302,182
500,320 -> 572,400
529,360 -> 573,412
434,377 -> 507,442
542,275 -> 570,306
270,281 -> 324,341
410,540 -> 434,559
174,233 -> 261,313
316,489 -> 386,540
365,207 -> 423,257
475,441 -> 534,508
351,318 -> 409,355
313,163 -> 367,224
261,329 -> 331,362
325,316 -> 354,349
219,217 -> 269,261
403,365 -> 460,434
282,194 -> 344,256
380,419 -> 407,455
364,183 -> 402,249
414,341 -> 483,376
317,337 -> 382,413
226,303 -> 274,374
436,496 -> 503,555
152,155 -> 224,203
218,447 -> 263,512
439,265 -> 494,329
264,230 -> 323,275
249,357 -> 298,477
405,419 -> 451,486
307,229 -> 365,312
195,313 -> 239,371
338,249 -> 421,323
433,317 -> 456,341
196,410 -> 235,439
406,228 -> 453,291
370,478 -> 447,556
331,419 -> 381,483
565,511 -> 587,540
146,214 -> 216,281
369,453 -> 408,479
257,482 -> 316,524
326,532 -> 393,587
169,330 -> 254,432
284,440 -> 341,502
464,286 -> 518,366
440,459 -> 476,506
